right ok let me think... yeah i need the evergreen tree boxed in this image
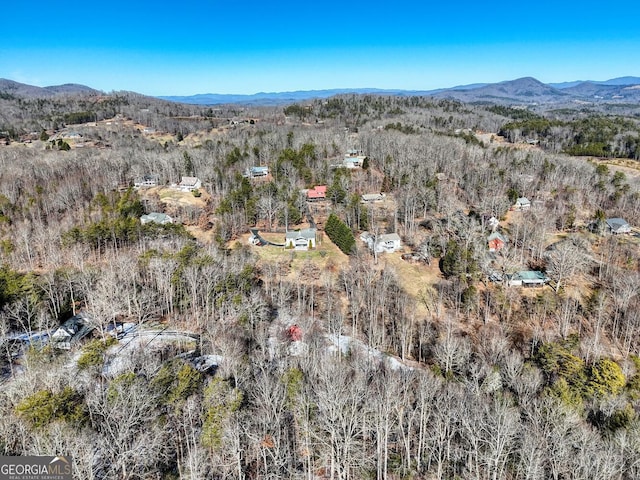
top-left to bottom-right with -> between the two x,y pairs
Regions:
325,213 -> 356,255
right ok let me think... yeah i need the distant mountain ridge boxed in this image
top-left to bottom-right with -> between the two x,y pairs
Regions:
157,88 -> 435,106
2,76 -> 640,105
549,77 -> 640,89
0,79 -> 101,97
428,77 -> 640,104
158,76 -> 640,105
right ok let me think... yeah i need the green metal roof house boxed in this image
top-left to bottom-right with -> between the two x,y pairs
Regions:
507,270 -> 549,287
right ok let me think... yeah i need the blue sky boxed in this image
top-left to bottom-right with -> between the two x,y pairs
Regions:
1,0 -> 639,95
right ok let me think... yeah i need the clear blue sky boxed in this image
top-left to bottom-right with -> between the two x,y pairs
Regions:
1,0 -> 639,96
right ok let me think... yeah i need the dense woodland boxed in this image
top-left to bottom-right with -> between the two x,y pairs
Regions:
2,89 -> 640,479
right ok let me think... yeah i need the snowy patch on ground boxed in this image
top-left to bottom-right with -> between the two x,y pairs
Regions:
326,334 -> 413,371
102,329 -> 198,377
191,354 -> 224,373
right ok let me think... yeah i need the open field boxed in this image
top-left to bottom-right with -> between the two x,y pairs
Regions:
381,253 -> 443,316
145,185 -> 210,209
238,230 -> 349,283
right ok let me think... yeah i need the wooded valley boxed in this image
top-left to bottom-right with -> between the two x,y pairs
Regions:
2,86 -> 640,479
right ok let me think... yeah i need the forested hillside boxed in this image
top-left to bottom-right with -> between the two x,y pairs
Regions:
2,89 -> 640,479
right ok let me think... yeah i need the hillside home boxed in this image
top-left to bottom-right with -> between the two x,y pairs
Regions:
343,150 -> 367,169
140,212 -> 173,225
306,185 -> 327,201
606,217 -> 632,235
487,232 -> 506,252
360,231 -> 402,253
514,197 -> 531,211
247,166 -> 269,177
51,313 -> 95,350
285,228 -> 317,250
134,174 -> 158,189
62,132 -> 82,139
507,271 -> 549,288
179,176 -> 202,192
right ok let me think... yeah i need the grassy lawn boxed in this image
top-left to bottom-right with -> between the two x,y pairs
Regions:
149,186 -> 209,208
240,231 -> 349,284
382,253 -> 443,316
240,230 -> 443,315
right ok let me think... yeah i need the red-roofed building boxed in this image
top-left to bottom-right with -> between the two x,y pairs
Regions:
307,185 -> 327,201
286,324 -> 303,341
487,232 -> 506,252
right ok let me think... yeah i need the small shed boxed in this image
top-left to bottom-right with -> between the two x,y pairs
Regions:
361,193 -> 386,203
487,216 -> 500,230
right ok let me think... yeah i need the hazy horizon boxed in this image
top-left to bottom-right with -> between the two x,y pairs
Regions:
2,0 -> 639,96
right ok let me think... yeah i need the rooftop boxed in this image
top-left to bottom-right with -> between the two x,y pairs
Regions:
514,270 -> 548,281
285,228 -> 317,240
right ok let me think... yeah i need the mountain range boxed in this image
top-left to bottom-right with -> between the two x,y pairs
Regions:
2,76 -> 640,106
157,76 -> 640,105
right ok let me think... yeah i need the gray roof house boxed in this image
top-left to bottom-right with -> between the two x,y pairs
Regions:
360,232 -> 402,253
606,217 -> 631,235
140,212 -> 173,225
51,313 -> 96,350
514,197 -> 531,210
134,174 -> 158,189
179,176 -> 202,192
285,228 -> 317,250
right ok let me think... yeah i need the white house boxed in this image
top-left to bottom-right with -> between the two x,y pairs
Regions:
179,176 -> 202,192
360,232 -> 402,253
606,217 -> 632,235
285,228 -> 317,250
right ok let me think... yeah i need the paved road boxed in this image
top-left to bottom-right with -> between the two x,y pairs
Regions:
250,229 -> 285,247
